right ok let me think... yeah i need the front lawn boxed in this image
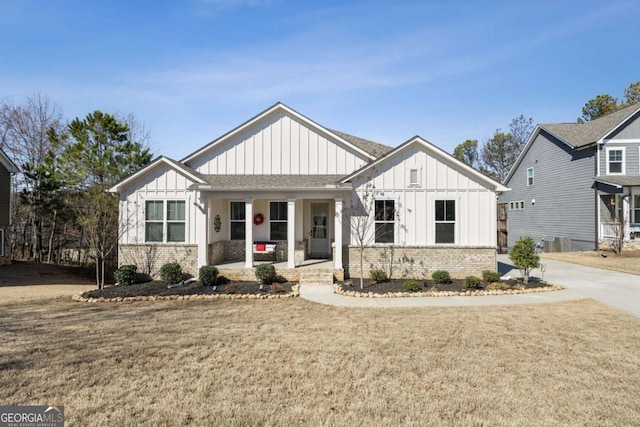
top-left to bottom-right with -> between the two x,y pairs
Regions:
1,297 -> 639,425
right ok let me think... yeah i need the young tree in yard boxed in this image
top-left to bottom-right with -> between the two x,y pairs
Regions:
453,139 -> 478,167
345,179 -> 397,290
49,111 -> 152,288
509,237 -> 540,284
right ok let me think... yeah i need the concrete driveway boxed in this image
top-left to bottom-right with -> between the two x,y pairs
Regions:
301,255 -> 640,318
498,254 -> 640,318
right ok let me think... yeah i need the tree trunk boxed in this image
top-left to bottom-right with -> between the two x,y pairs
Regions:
359,248 -> 364,290
47,210 -> 57,264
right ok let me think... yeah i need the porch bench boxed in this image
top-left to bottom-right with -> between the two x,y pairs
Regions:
253,242 -> 277,263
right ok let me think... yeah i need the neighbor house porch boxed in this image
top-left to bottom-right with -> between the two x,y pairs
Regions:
596,178 -> 640,246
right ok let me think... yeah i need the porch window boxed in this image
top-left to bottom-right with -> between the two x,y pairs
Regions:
374,200 -> 395,243
270,201 -> 287,240
607,148 -> 624,174
527,167 -> 534,186
435,200 -> 455,244
145,200 -> 186,243
634,195 -> 640,223
230,202 -> 245,240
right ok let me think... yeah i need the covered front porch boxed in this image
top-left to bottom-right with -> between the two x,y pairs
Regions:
596,177 -> 640,245
192,175 -> 351,273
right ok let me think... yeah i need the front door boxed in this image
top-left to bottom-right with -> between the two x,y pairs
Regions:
310,202 -> 330,257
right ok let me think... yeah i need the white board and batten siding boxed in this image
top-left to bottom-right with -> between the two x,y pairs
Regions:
351,143 -> 497,247
186,110 -> 370,175
119,162 -> 203,245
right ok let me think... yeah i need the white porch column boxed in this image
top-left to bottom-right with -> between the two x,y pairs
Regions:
287,199 -> 296,268
623,194 -> 631,240
334,198 -> 343,269
244,198 -> 254,268
196,194 -> 209,268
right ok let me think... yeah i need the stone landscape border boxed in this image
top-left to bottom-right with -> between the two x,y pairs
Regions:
333,284 -> 564,298
72,284 -> 300,303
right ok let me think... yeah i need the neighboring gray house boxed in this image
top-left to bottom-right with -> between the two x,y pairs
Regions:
0,148 -> 19,263
499,102 -> 640,251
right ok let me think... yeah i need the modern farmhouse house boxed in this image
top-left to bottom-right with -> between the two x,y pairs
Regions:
0,147 -> 19,264
499,102 -> 640,251
109,103 -> 507,280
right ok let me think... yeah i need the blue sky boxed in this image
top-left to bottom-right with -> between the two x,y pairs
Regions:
1,0 -> 638,159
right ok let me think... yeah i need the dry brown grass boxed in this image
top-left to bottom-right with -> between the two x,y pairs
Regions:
542,249 -> 640,275
1,297 -> 639,426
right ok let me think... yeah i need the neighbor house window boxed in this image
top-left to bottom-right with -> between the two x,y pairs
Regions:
435,200 -> 455,244
270,201 -> 287,240
374,200 -> 395,243
509,201 -> 525,210
527,167 -> 534,186
634,195 -> 640,224
230,202 -> 245,240
145,200 -> 186,242
607,148 -> 624,174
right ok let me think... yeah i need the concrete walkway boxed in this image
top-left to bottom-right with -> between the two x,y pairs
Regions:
300,255 -> 640,317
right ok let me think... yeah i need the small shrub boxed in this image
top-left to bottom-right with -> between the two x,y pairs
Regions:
403,280 -> 421,292
486,282 -> 510,291
482,270 -> 501,283
369,269 -> 388,283
509,236 -> 540,284
463,275 -> 483,289
114,265 -> 137,286
199,265 -> 219,286
255,263 -> 276,284
160,262 -> 183,285
431,270 -> 451,284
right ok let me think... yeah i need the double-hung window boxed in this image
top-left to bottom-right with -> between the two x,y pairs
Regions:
374,200 -> 395,243
145,200 -> 186,242
607,148 -> 624,174
435,200 -> 456,244
270,201 -> 287,240
527,167 -> 534,186
230,202 -> 245,240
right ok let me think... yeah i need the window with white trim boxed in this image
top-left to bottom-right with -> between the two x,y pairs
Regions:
509,201 -> 525,210
527,167 -> 534,186
374,200 -> 395,243
230,201 -> 245,240
270,201 -> 287,240
145,200 -> 186,242
634,195 -> 640,224
435,200 -> 455,244
606,148 -> 624,174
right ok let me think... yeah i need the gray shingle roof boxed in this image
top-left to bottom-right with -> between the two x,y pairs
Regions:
541,102 -> 640,148
202,175 -> 347,190
328,129 -> 394,158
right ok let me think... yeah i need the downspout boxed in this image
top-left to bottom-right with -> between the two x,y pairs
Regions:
595,142 -> 601,250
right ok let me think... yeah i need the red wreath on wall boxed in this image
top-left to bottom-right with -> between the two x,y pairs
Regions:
253,213 -> 265,226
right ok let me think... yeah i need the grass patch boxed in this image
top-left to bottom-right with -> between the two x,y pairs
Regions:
0,298 -> 639,425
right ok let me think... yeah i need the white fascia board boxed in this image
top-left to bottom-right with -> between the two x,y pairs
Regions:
108,157 -> 206,193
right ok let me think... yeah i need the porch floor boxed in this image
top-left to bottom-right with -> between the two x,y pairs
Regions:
216,258 -> 334,270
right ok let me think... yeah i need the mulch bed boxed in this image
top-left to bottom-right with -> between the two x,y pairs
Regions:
82,279 -> 295,299
339,278 -> 550,294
